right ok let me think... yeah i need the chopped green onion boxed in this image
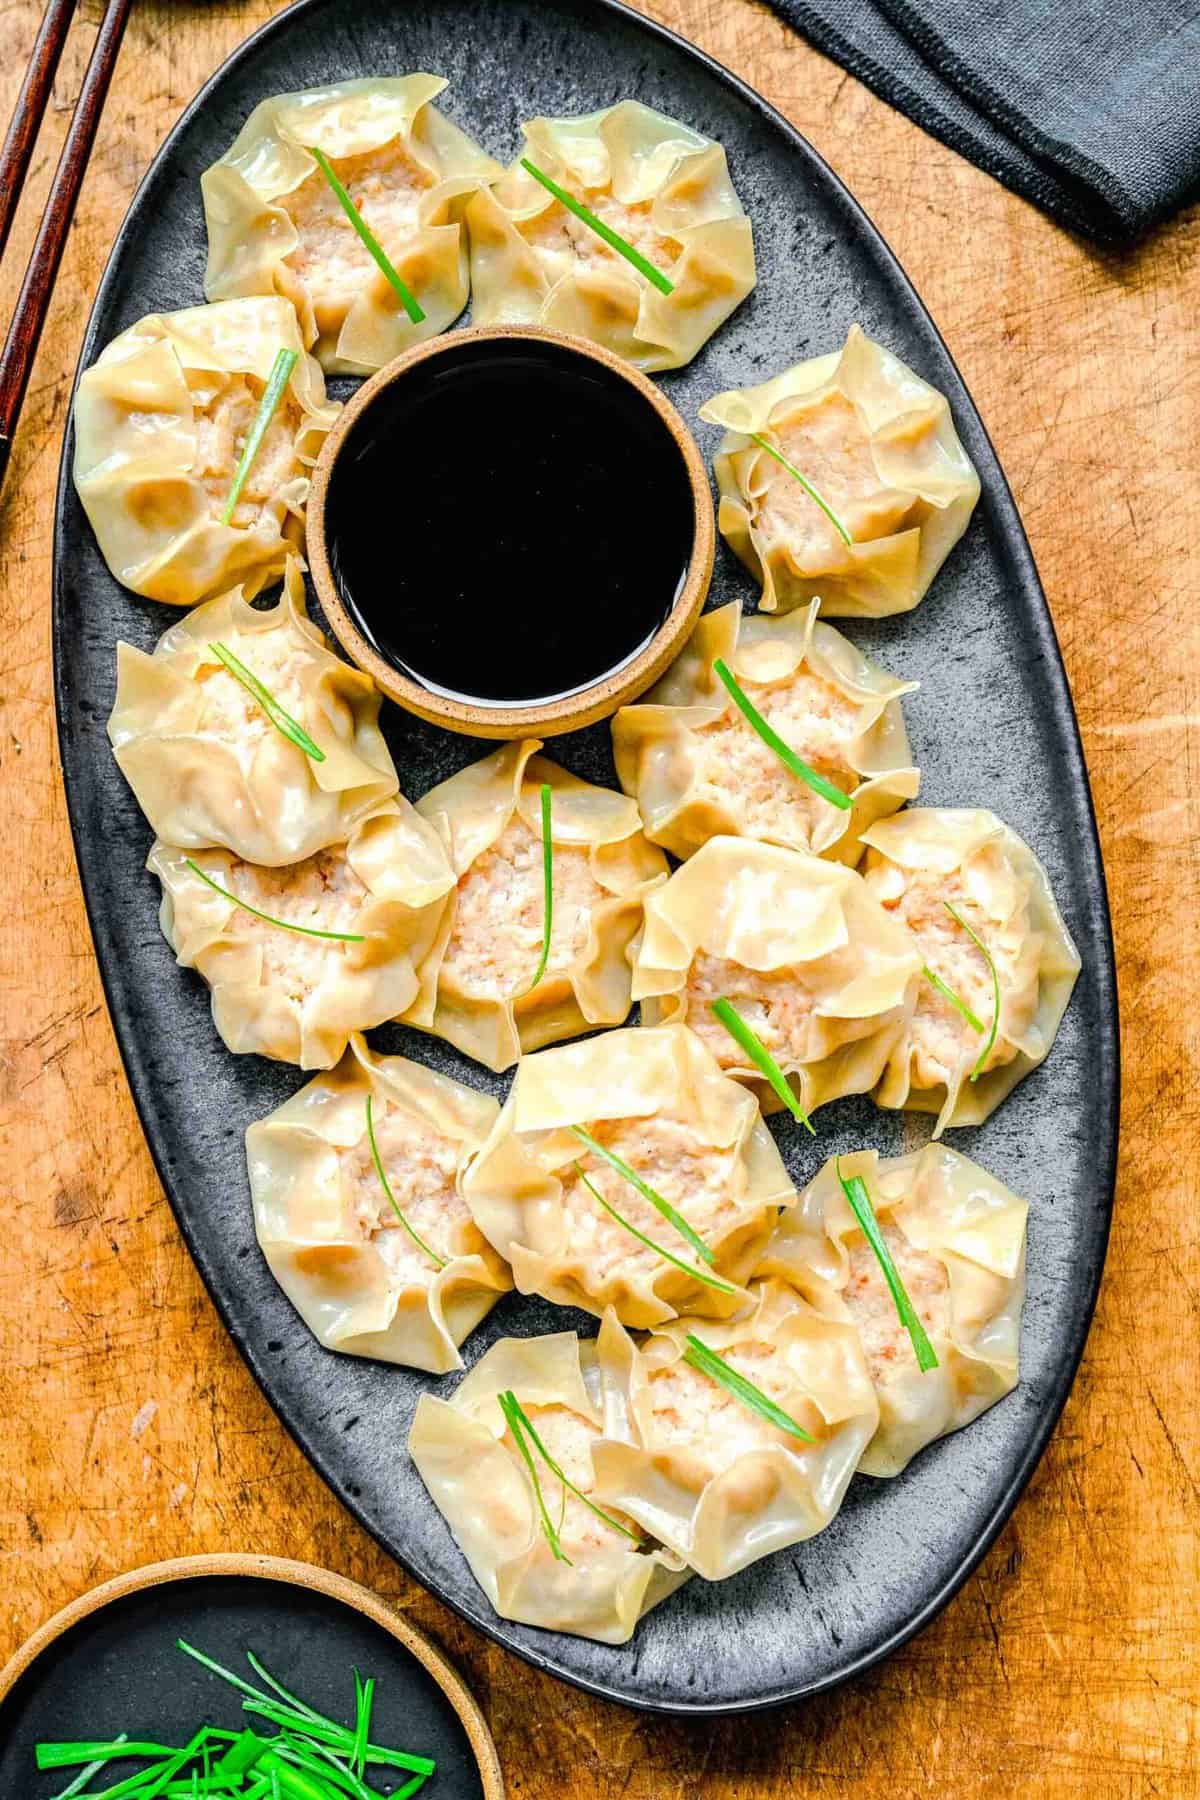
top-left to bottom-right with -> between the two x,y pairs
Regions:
573,1162 -> 738,1299
748,431 -> 852,547
39,1742 -> 172,1771
712,657 -> 853,811
708,997 -> 816,1135
309,146 -> 426,324
519,157 -> 675,295
520,783 -> 554,995
835,1156 -> 939,1372
569,1124 -> 715,1264
501,1387 -> 640,1546
351,1674 -> 372,1781
365,1092 -> 447,1270
47,1735 -> 130,1800
221,347 -> 299,527
209,641 -> 325,763
682,1334 -> 814,1443
182,858 -> 365,944
942,901 -> 1001,1080
497,1390 -> 572,1564
922,963 -> 985,1034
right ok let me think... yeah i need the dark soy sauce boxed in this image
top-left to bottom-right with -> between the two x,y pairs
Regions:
326,337 -> 694,707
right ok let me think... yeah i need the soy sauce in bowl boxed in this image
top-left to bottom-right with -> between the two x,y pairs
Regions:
319,332 -> 700,719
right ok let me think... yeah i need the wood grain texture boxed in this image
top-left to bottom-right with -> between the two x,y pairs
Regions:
0,1 -> 1195,1793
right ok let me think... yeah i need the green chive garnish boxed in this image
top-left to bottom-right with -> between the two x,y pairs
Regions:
519,157 -> 675,295
500,1388 -> 640,1548
682,1334 -> 814,1444
221,347 -> 299,526
922,963 -> 985,1034
48,1736 -> 129,1800
708,997 -> 816,1135
497,1390 -> 572,1564
569,1124 -> 716,1265
521,782 -> 554,996
835,1156 -> 939,1372
749,430 -> 853,547
182,857 -> 365,943
711,658 -> 853,811
943,901 -> 1001,1080
365,1092 -> 447,1270
209,641 -> 325,762
309,146 -> 426,324
573,1162 -> 739,1298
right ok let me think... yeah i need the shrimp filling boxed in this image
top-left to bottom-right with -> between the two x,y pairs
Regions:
190,371 -> 303,530
507,1402 -> 641,1555
754,391 -> 914,566
843,1224 -> 950,1384
282,138 -> 434,330
343,1101 -> 470,1288
681,950 -> 817,1073
196,630 -> 312,750
440,816 -> 606,1000
219,849 -> 365,1002
646,1338 -> 816,1478
524,191 -> 678,283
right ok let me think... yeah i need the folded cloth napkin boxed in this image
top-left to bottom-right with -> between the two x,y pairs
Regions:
767,0 -> 1200,243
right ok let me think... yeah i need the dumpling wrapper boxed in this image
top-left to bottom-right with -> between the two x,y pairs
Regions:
758,1146 -> 1027,1476
73,296 -> 337,606
700,325 -> 980,618
409,1330 -> 689,1644
245,1034 -> 509,1373
202,74 -> 501,374
465,100 -> 755,373
860,808 -> 1081,1133
403,739 -> 668,1073
150,800 -> 453,1069
462,1023 -> 795,1328
591,1281 -> 879,1580
613,598 -> 919,866
632,836 -> 922,1118
108,559 -> 398,866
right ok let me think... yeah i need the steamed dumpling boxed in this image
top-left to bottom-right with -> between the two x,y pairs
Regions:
108,559 -> 398,866
73,297 -> 337,606
632,836 -> 921,1117
245,1035 -> 509,1372
462,1024 -> 795,1328
402,739 -> 668,1073
860,808 -> 1080,1132
149,801 -> 453,1068
409,1330 -> 688,1644
591,1281 -> 879,1579
699,325 -> 980,617
613,598 -> 918,865
759,1146 -> 1027,1475
202,75 -> 501,374
466,101 -> 755,373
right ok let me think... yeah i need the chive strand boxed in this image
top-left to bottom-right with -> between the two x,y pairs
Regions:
498,1391 -> 572,1564
501,1386 -> 642,1545
221,347 -> 298,526
365,1093 -> 447,1270
569,1124 -> 716,1264
712,658 -> 852,811
573,1162 -> 738,1299
682,1334 -> 814,1443
943,901 -> 1001,1080
708,998 -> 816,1135
48,1736 -> 130,1800
309,146 -> 425,324
209,641 -> 325,763
519,157 -> 675,295
836,1156 -> 939,1372
521,783 -> 554,995
922,963 -> 985,1034
749,431 -> 853,547
182,858 -> 365,944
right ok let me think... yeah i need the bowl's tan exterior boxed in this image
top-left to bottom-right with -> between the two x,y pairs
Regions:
307,325 -> 714,739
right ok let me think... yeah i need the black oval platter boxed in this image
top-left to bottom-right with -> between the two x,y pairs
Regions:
52,0 -> 1118,1716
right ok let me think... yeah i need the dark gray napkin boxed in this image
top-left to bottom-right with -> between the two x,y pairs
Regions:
767,0 -> 1200,243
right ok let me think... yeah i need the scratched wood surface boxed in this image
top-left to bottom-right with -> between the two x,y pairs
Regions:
1,2 -> 1196,1794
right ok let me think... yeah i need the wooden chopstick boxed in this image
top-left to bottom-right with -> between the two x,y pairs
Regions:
0,0 -> 133,494
0,0 -> 78,266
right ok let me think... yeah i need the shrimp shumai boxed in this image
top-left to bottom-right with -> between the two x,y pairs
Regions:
700,325 -> 980,618
462,1024 -> 795,1328
202,74 -> 501,373
246,1035 -> 509,1373
614,598 -> 918,866
466,100 -> 755,372
860,808 -> 1080,1133
402,739 -> 668,1073
632,836 -> 922,1119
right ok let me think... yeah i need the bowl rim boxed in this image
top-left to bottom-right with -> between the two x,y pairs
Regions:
0,1552 -> 505,1798
306,324 -> 714,739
